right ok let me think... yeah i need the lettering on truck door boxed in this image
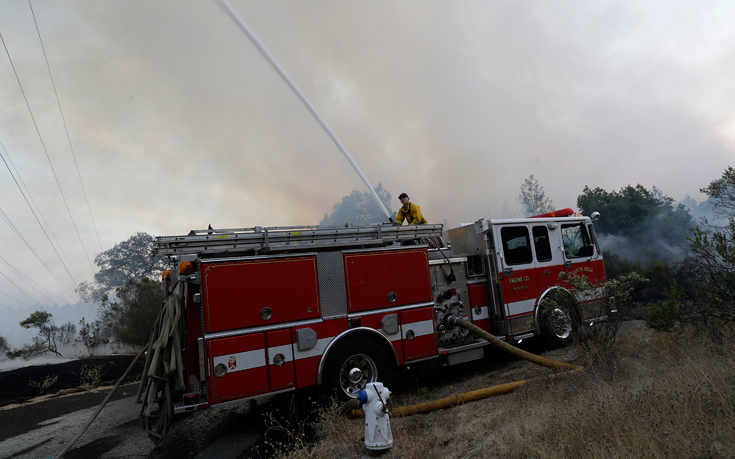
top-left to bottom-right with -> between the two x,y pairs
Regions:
496,225 -> 539,336
560,222 -> 607,319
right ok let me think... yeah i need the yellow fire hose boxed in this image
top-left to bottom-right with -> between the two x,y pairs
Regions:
454,318 -> 582,372
349,318 -> 583,417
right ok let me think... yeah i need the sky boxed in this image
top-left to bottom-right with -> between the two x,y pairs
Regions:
0,0 -> 733,349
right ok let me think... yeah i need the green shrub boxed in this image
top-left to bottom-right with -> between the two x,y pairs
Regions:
643,282 -> 686,331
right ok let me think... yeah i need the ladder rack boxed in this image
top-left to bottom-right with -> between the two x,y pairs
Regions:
153,223 -> 445,257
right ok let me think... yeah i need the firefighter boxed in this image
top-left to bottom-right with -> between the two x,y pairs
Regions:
395,192 -> 427,225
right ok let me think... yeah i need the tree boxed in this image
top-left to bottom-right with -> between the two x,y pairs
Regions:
0,335 -> 8,354
78,317 -> 108,356
687,167 -> 735,321
501,201 -> 520,219
320,183 -> 393,226
518,175 -> 554,216
7,311 -> 75,359
577,184 -> 694,263
99,278 -> 164,347
680,194 -> 716,221
58,322 -> 76,346
77,232 -> 169,302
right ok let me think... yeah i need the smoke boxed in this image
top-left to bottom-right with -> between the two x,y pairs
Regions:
598,233 -> 686,264
1,299 -> 97,348
0,341 -> 125,372
0,355 -> 79,373
680,195 -> 718,223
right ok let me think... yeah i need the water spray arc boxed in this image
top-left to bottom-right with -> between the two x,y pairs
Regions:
216,0 -> 393,222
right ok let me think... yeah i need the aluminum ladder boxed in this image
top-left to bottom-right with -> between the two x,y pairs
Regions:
153,223 -> 445,257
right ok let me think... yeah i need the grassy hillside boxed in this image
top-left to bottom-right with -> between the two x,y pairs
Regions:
262,322 -> 735,458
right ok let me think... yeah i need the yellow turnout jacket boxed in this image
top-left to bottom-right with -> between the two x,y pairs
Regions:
396,202 -> 427,225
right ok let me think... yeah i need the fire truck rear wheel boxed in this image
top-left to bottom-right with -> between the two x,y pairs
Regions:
324,337 -> 391,402
539,292 -> 579,348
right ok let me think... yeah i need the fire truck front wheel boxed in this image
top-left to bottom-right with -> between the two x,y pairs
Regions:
324,337 -> 391,401
538,292 -> 579,348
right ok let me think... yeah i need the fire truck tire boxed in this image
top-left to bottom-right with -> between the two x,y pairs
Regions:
538,291 -> 579,348
323,337 -> 391,401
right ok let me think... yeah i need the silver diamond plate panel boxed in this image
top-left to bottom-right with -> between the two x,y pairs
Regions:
447,222 -> 487,256
317,251 -> 348,318
188,375 -> 201,394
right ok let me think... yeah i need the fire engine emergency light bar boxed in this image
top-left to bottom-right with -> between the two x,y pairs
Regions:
153,223 -> 445,256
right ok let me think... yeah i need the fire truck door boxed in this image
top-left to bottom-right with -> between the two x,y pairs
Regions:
495,224 -> 541,335
559,222 -> 602,281
531,224 -> 565,296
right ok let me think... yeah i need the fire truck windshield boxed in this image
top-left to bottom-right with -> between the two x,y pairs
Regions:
561,223 -> 594,258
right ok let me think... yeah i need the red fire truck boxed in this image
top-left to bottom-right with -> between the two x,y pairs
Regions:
139,209 -> 606,438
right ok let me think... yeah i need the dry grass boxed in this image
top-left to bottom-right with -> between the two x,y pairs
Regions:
28,374 -> 59,394
78,362 -> 104,391
263,322 -> 735,458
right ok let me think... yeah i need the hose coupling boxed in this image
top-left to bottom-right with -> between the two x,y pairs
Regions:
443,313 -> 458,328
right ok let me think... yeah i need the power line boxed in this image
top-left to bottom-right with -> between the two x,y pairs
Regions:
0,294 -> 26,318
0,255 -> 64,306
0,206 -> 77,302
28,0 -> 103,253
0,321 -> 25,332
0,268 -> 43,306
0,140 -> 84,285
0,287 -> 34,310
0,30 -> 96,274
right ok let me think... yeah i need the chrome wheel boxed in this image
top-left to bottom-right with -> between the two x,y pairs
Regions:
338,353 -> 378,398
548,307 -> 573,340
539,291 -> 579,348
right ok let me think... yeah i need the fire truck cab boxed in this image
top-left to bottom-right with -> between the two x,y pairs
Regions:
141,210 -> 606,438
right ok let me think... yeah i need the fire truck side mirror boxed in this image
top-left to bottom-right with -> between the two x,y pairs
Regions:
591,211 -> 600,221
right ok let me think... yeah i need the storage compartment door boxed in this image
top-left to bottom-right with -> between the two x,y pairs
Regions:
208,333 -> 268,404
400,307 -> 437,361
345,249 -> 432,312
468,281 -> 492,332
266,329 -> 295,391
201,257 -> 321,332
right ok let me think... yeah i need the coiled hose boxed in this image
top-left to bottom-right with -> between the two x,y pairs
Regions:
349,318 -> 583,417
136,292 -> 186,442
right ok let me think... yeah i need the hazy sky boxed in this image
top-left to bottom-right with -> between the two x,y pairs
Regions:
1,0 -> 733,347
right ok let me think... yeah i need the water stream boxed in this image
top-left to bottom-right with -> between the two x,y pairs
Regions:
216,0 -> 392,222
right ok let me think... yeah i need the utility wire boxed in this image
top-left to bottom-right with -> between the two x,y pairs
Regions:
0,30 -> 96,274
0,321 -> 25,332
0,206 -> 77,302
0,286 -> 34,310
0,267 -> 44,306
0,255 -> 64,306
0,141 -> 84,284
29,0 -> 103,253
0,297 -> 25,318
